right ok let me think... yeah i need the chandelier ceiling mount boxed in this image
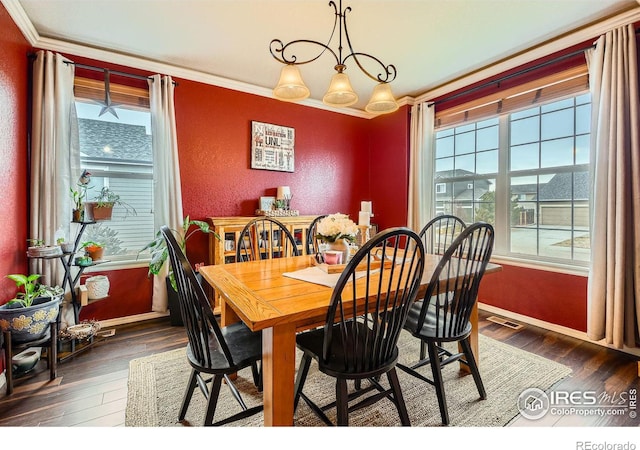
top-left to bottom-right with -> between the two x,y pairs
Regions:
269,0 -> 399,114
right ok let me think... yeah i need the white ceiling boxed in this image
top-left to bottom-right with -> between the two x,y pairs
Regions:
5,0 -> 639,113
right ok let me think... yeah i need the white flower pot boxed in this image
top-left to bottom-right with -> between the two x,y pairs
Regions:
85,275 -> 110,300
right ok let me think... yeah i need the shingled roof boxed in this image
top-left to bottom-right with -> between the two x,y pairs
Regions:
78,118 -> 152,162
538,172 -> 589,201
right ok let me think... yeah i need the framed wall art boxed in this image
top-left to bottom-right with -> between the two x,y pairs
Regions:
251,121 -> 295,172
259,196 -> 276,211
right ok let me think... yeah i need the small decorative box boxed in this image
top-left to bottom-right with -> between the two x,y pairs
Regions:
255,209 -> 300,217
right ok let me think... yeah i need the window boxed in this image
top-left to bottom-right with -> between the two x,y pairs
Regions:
434,92 -> 591,266
434,118 -> 498,224
75,97 -> 155,264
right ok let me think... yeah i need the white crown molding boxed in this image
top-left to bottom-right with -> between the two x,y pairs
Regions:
2,0 -> 408,120
2,0 -> 376,119
1,0 -> 38,43
416,6 -> 640,104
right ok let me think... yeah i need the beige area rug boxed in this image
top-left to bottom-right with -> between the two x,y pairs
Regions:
125,332 -> 571,427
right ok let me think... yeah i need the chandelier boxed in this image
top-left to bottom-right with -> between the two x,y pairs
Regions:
269,0 -> 399,114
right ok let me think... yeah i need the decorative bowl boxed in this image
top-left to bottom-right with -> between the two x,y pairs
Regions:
11,348 -> 41,374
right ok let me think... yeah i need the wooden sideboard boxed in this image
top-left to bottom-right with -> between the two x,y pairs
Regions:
208,215 -> 320,266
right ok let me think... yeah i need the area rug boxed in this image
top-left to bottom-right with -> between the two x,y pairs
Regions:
125,332 -> 572,427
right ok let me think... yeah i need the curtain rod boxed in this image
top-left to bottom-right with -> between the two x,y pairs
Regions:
62,60 -> 178,86
430,26 -> 640,107
428,45 -> 593,107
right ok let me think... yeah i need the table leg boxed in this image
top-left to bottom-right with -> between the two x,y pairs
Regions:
219,297 -> 241,381
220,297 -> 240,326
262,323 -> 297,426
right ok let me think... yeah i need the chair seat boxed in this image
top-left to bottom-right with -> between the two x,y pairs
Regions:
297,322 -> 399,379
405,301 -> 472,342
186,321 -> 261,373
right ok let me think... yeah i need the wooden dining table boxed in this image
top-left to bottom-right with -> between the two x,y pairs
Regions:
198,254 -> 501,426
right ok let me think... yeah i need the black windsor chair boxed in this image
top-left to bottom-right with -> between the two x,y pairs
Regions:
398,222 -> 495,425
293,227 -> 426,426
419,214 -> 466,255
236,216 -> 299,262
414,214 -> 467,359
161,225 -> 263,426
306,214 -> 328,256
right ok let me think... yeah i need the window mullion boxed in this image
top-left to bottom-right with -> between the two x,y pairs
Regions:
493,114 -> 510,255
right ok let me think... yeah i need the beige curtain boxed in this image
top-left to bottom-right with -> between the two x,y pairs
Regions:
586,24 -> 640,349
29,51 -> 79,294
407,103 -> 435,231
148,75 -> 183,312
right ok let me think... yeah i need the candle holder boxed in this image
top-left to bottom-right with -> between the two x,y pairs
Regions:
357,224 -> 371,247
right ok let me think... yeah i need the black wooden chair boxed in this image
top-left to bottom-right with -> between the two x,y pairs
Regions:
236,217 -> 299,262
306,214 -> 328,255
398,222 -> 495,425
415,214 -> 466,359
161,225 -> 263,426
293,227 -> 425,426
419,214 -> 466,255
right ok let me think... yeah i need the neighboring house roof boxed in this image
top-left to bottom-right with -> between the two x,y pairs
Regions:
78,118 -> 152,162
511,184 -> 538,196
538,172 -> 589,201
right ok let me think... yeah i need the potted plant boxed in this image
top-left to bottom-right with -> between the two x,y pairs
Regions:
0,274 -> 64,343
70,186 -> 86,222
57,236 -> 75,254
139,216 -> 219,326
27,238 -> 62,257
81,241 -> 105,261
84,187 -> 137,221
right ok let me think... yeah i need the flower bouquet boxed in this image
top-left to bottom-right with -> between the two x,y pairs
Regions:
315,213 -> 359,244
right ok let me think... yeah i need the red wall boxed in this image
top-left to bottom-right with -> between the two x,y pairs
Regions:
478,264 -> 588,331
0,3 -> 30,375
0,4 -> 29,300
368,105 -> 412,231
174,78 -> 372,266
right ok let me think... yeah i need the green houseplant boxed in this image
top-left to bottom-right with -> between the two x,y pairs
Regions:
140,216 -> 218,288
0,274 -> 64,343
139,216 -> 219,326
70,186 -> 86,222
84,187 -> 137,221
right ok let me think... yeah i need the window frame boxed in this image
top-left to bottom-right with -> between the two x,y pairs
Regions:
74,80 -> 155,271
433,90 -> 591,271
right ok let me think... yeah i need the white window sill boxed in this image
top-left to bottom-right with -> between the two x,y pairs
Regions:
489,255 -> 589,277
82,258 -> 151,272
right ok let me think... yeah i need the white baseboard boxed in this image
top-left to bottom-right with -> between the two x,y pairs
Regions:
97,311 -> 169,329
479,303 -> 640,358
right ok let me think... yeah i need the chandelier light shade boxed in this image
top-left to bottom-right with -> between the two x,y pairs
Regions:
273,65 -> 310,102
365,82 -> 399,114
323,72 -> 358,107
269,0 -> 398,114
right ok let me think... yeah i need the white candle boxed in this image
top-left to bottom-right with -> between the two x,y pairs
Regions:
277,186 -> 291,199
359,211 -> 370,226
361,201 -> 372,214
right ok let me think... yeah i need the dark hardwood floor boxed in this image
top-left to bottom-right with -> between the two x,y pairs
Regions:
0,310 -> 638,428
